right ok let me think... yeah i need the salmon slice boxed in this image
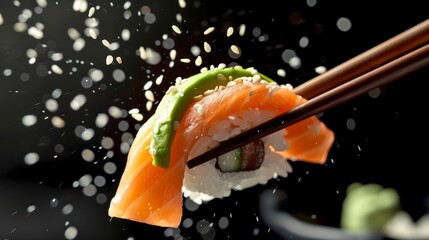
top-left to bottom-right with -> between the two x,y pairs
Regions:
108,79 -> 334,228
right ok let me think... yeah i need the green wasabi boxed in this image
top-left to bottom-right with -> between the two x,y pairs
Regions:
150,66 -> 275,168
341,182 -> 400,233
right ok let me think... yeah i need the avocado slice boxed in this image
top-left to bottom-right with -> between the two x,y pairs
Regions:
150,66 -> 275,168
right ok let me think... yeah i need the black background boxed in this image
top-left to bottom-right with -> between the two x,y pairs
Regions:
1,0 -> 429,239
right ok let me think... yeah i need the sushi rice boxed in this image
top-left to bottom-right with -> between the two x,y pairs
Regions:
183,109 -> 293,204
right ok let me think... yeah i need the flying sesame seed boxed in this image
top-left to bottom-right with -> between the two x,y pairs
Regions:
239,24 -> 246,36
170,49 -> 177,60
143,81 -> 153,90
204,42 -> 211,53
194,56 -> 202,66
146,101 -> 153,112
230,45 -> 240,55
22,115 -> 38,127
89,28 -> 97,39
106,55 -> 114,65
178,0 -> 186,8
131,113 -> 144,121
155,75 -> 163,85
277,69 -> 286,77
139,46 -> 147,59
0,13 -> 3,26
67,28 -> 81,40
204,27 -> 215,35
88,7 -> 95,17
180,58 -> 191,63
121,29 -> 130,41
51,116 -> 65,128
128,108 -> 140,114
145,90 -> 155,102
51,64 -> 63,74
226,27 -> 234,37
315,66 -> 327,74
116,56 -> 122,64
101,39 -> 111,49
172,25 -> 182,34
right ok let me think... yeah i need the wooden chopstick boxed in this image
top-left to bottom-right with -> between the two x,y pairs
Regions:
186,20 -> 429,169
294,18 -> 429,100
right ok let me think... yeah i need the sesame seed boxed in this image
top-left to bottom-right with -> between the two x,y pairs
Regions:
101,39 -> 111,49
51,64 -> 63,74
239,24 -> 246,36
146,101 -> 153,112
155,75 -> 164,85
170,49 -> 177,60
204,42 -> 211,53
139,46 -> 147,59
89,28 -> 97,39
315,66 -> 327,74
128,108 -> 140,114
227,27 -> 234,37
230,45 -> 240,55
88,7 -> 95,17
172,25 -> 182,34
277,69 -> 286,77
106,55 -> 114,65
116,56 -> 122,64
145,90 -> 155,102
143,81 -> 153,90
204,27 -> 215,35
216,73 -> 226,81
178,0 -> 186,8
195,56 -> 202,66
180,58 -> 191,63
131,113 -> 144,121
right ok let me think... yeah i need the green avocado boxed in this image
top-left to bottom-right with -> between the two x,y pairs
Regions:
150,66 -> 275,168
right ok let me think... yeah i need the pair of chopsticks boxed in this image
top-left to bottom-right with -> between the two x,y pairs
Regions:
187,19 -> 429,169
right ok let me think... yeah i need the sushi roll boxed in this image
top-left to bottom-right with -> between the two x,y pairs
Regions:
108,64 -> 334,228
